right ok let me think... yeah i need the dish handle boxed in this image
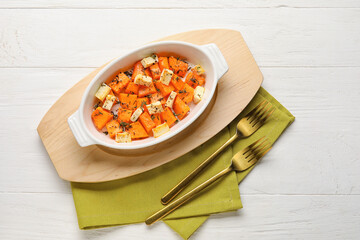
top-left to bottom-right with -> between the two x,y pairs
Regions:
201,43 -> 229,80
68,110 -> 94,147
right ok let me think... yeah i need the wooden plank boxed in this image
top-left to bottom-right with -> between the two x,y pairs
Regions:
0,67 -> 359,193
0,193 -> 359,239
0,0 -> 359,9
0,3 -> 359,240
0,9 -> 359,67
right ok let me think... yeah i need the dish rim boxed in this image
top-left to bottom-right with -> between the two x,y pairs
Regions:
70,40 -> 228,150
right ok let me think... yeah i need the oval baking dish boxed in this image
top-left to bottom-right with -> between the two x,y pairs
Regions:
68,41 -> 228,150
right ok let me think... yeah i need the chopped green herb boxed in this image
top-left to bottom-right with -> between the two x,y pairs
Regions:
93,102 -> 101,109
119,121 -> 131,131
120,122 -> 129,127
95,111 -> 104,116
190,78 -> 197,83
124,70 -> 133,78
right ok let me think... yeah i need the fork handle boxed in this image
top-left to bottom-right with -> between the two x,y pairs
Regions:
146,166 -> 233,225
161,133 -> 238,205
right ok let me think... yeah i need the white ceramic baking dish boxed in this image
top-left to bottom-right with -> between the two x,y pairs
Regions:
68,41 -> 228,150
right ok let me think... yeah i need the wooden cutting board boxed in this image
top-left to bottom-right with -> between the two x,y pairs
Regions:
37,29 -> 263,183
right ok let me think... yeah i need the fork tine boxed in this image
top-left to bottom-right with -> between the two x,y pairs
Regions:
261,107 -> 275,123
251,138 -> 269,153
255,107 -> 275,127
245,140 -> 266,158
244,150 -> 254,159
244,138 -> 268,159
254,142 -> 271,156
246,154 -> 257,163
252,108 -> 275,130
256,145 -> 272,160
248,102 -> 269,124
245,100 -> 266,120
242,136 -> 265,155
246,145 -> 271,163
251,104 -> 272,126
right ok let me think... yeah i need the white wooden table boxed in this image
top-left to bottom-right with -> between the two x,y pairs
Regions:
1,1 -> 360,239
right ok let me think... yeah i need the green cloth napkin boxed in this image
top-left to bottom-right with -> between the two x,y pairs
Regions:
71,87 -> 295,239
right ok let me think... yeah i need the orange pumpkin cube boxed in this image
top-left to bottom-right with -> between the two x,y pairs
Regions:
138,82 -> 157,97
119,93 -> 137,110
160,107 -> 177,127
151,113 -> 162,126
132,61 -> 145,80
185,71 -> 205,89
106,120 -> 122,138
91,107 -> 113,130
158,57 -> 170,71
108,72 -> 130,94
173,97 -> 190,120
171,74 -> 185,91
128,121 -> 149,139
125,82 -> 139,95
149,91 -> 166,105
177,83 -> 194,104
169,56 -> 188,77
155,81 -> 175,97
150,63 -> 161,80
136,97 -> 150,109
117,109 -> 133,123
139,112 -> 156,134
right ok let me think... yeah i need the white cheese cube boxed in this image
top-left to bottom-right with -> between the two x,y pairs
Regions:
152,122 -> 170,138
130,108 -> 143,122
140,75 -> 153,87
95,83 -> 111,101
134,74 -> 143,84
193,86 -> 205,104
146,101 -> 164,115
193,64 -> 205,75
134,74 -> 152,87
115,132 -> 132,143
160,69 -> 173,86
102,95 -> 116,111
165,91 -> 177,109
141,54 -> 158,68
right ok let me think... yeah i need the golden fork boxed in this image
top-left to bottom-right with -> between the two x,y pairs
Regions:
146,138 -> 272,225
160,100 -> 275,205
